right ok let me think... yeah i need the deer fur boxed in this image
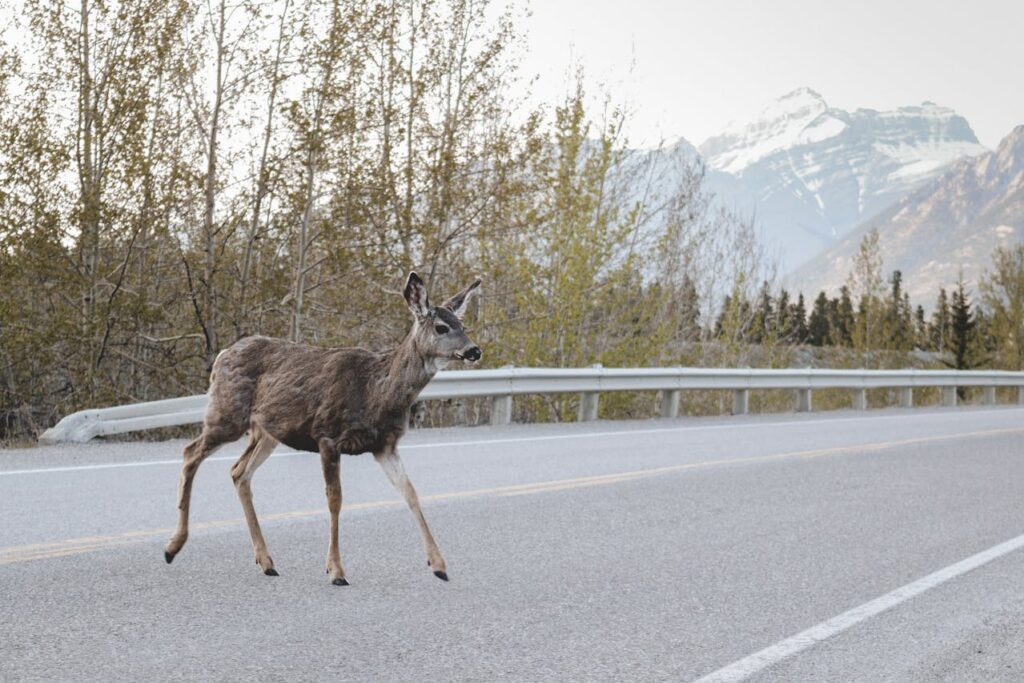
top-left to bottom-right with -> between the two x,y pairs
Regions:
164,273 -> 481,585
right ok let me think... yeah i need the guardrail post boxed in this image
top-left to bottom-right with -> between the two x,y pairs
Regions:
578,392 -> 599,421
942,387 -> 958,407
1018,386 -> 1024,405
898,387 -> 913,408
796,388 -> 812,412
490,395 -> 513,425
982,386 -> 997,405
852,388 -> 867,410
660,390 -> 680,418
578,364 -> 601,422
732,389 -> 749,415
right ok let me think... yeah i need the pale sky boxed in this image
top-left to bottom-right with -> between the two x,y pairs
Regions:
519,0 -> 1024,149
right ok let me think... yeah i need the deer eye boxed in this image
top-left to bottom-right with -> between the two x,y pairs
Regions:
434,324 -> 450,335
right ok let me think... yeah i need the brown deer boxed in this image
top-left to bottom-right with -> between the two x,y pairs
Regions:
164,273 -> 481,585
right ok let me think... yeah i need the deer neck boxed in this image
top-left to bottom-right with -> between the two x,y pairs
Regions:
380,331 -> 439,410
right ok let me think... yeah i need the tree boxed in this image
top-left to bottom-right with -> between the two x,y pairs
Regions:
980,245 -> 1024,370
677,274 -> 701,342
931,288 -> 951,353
714,276 -> 754,345
494,76 -> 663,397
914,305 -> 928,349
775,289 -> 791,340
285,0 -> 366,342
848,229 -> 885,351
790,293 -> 808,344
748,281 -> 773,343
948,276 -> 977,372
235,0 -> 293,339
974,307 -> 996,366
886,270 -> 913,350
830,286 -> 855,347
807,291 -> 831,346
901,293 -> 913,347
177,0 -> 272,370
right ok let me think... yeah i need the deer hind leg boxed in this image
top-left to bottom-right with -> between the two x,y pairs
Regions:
231,424 -> 279,576
165,429 -> 232,563
373,448 -> 448,582
319,440 -> 347,586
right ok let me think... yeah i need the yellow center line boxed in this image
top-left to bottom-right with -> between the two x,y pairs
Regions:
2,426 -> 1021,566
2,545 -> 121,564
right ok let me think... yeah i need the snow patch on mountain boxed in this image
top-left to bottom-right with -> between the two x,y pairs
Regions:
792,125 -> 1024,305
697,89 -> 988,270
701,88 -> 832,174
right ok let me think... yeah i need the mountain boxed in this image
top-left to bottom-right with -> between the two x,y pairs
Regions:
791,125 -> 1024,304
698,88 -> 988,269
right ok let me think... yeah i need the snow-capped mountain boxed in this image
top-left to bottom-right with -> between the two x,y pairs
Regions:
698,88 -> 988,269
791,125 -> 1024,304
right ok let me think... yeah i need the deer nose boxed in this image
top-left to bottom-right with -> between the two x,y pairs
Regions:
463,346 -> 481,362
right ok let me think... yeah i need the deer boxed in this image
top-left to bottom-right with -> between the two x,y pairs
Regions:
163,273 -> 482,585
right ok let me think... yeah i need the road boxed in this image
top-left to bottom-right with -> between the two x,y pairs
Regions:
2,406 -> 1024,681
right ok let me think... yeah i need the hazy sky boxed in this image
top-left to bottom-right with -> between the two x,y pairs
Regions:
519,0 -> 1024,148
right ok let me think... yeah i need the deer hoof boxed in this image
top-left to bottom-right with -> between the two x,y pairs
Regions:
164,551 -> 175,564
332,578 -> 349,586
264,568 -> 279,577
433,570 -> 449,582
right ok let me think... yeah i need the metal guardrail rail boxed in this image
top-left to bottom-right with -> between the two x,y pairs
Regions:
39,366 -> 1024,443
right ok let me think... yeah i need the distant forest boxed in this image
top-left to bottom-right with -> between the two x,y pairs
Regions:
715,230 -> 1024,375
1,0 -> 1022,440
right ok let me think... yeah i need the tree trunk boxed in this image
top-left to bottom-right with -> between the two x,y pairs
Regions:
202,0 -> 227,369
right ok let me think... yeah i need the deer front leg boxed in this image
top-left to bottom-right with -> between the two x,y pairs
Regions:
231,426 -> 279,576
319,439 -> 348,586
373,448 -> 448,581
165,431 -> 226,563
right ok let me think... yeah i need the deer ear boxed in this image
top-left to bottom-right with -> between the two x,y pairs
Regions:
442,278 -> 481,317
403,272 -> 431,317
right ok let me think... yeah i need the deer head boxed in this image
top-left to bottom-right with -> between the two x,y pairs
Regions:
403,272 -> 482,366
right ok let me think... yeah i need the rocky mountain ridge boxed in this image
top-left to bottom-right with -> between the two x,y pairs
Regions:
791,125 -> 1024,304
698,88 -> 989,269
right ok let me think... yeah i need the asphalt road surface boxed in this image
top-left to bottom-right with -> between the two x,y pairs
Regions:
3,406 -> 1024,681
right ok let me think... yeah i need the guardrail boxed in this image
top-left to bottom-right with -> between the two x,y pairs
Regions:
38,366 -> 1024,443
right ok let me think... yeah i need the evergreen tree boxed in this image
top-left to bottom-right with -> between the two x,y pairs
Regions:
749,281 -> 773,343
974,308 -> 996,366
678,274 -> 701,342
714,288 -> 753,343
775,289 -> 791,340
901,293 -> 914,347
949,277 -> 976,371
931,288 -> 951,353
714,295 -> 731,339
807,291 -> 831,346
885,270 -> 913,349
790,293 -> 808,344
914,305 -> 928,349
830,286 -> 855,347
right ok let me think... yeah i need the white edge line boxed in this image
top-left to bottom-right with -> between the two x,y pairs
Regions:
2,407 -> 1022,477
691,531 -> 1024,683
